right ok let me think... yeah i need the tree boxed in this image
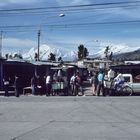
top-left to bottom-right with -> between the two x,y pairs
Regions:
13,53 -> 23,59
78,44 -> 88,60
5,54 -> 9,59
9,54 -> 13,59
84,47 -> 88,58
109,52 -> 113,60
58,56 -> 63,65
34,53 -> 38,61
58,57 -> 62,61
48,53 -> 56,61
104,46 -> 109,59
104,46 -> 113,60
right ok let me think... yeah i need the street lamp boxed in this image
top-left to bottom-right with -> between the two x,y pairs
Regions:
37,13 -> 65,61
59,13 -> 65,17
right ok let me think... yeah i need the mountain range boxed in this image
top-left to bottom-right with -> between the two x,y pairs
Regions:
23,44 -> 77,61
23,44 -> 140,61
113,48 -> 140,61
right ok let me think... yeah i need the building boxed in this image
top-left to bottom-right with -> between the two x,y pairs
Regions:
111,63 -> 140,77
78,59 -> 112,70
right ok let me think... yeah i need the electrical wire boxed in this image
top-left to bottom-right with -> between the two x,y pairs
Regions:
0,19 -> 140,33
0,1 -> 140,33
0,1 -> 140,14
0,3 -> 140,17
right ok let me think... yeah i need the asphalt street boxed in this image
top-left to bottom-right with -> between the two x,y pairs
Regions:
0,95 -> 140,140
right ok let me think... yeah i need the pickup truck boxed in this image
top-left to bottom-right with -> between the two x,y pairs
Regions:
122,74 -> 140,94
105,74 -> 140,96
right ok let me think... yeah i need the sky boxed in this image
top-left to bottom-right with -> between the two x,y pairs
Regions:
0,0 -> 140,57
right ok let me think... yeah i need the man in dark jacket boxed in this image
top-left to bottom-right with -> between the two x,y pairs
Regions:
15,75 -> 22,97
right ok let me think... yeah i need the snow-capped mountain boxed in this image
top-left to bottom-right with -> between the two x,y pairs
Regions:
23,44 -> 77,61
23,43 -> 140,60
89,43 -> 140,58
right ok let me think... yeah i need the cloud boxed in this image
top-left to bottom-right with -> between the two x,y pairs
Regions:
3,38 -> 36,54
95,7 -> 140,22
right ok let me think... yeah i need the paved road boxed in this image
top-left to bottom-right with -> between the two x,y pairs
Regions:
0,95 -> 140,140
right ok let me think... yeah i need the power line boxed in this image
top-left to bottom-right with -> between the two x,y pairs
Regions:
0,19 -> 140,32
0,1 -> 139,19
0,1 -> 140,13
1,4 -> 140,17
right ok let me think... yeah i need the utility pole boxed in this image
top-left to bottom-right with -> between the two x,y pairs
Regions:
0,31 -> 3,58
36,13 -> 65,61
0,31 -> 3,90
37,30 -> 40,61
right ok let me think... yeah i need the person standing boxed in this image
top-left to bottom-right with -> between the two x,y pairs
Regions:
40,76 -> 46,95
103,70 -> 109,96
97,70 -> 105,96
57,69 -> 62,81
46,74 -> 52,96
108,68 -> 115,81
14,75 -> 21,97
91,71 -> 98,96
108,68 -> 115,88
3,76 -> 10,96
31,75 -> 37,95
75,72 -> 83,96
70,73 -> 76,95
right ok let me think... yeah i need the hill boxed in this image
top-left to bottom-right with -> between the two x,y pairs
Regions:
113,48 -> 140,61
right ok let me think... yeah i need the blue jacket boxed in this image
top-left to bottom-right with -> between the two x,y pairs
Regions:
98,73 -> 103,82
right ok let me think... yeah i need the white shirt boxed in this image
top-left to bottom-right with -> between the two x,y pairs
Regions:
108,69 -> 115,80
46,76 -> 51,84
70,75 -> 76,84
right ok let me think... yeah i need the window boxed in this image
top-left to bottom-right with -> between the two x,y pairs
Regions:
124,76 -> 130,82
